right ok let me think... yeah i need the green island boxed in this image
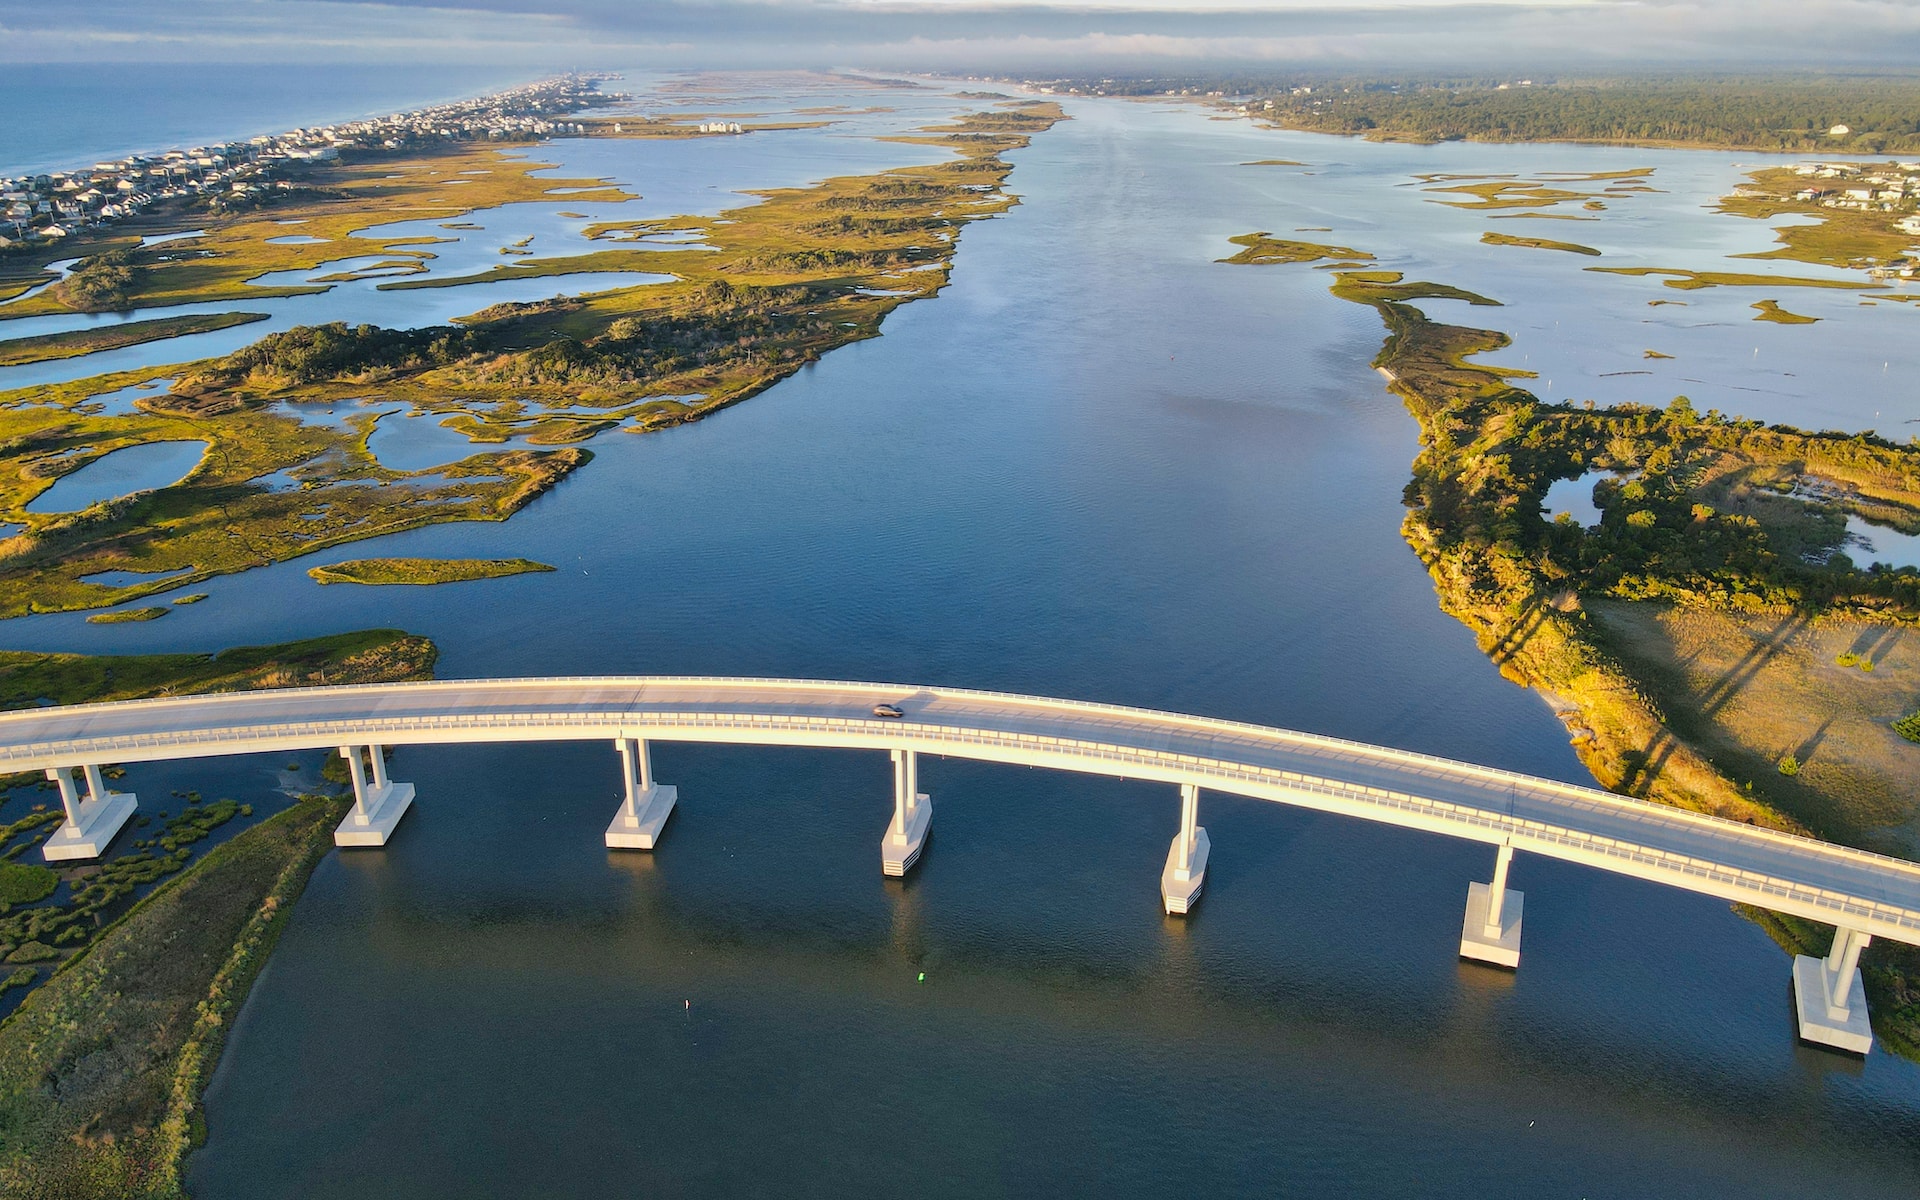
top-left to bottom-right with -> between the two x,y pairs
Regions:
0,103 -> 1065,622
1219,234 -> 1372,266
0,629 -> 437,1196
1227,243 -> 1920,1059
1753,299 -> 1821,324
307,556 -> 554,585
1418,169 -> 1656,216
1480,231 -> 1601,256
1233,74 -> 1920,153
85,606 -> 169,624
0,313 -> 267,369
1588,265 -> 1873,291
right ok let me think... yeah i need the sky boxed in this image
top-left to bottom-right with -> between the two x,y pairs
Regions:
4,0 -> 1920,70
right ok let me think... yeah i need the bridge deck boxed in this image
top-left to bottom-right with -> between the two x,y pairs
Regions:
3,676 -> 1917,944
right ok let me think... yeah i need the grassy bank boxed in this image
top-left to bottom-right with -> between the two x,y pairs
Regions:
0,629 -> 435,1195
308,556 -> 553,585
0,629 -> 434,709
0,314 -> 267,369
1481,231 -> 1601,255
1227,242 -> 1920,1055
0,795 -> 349,1198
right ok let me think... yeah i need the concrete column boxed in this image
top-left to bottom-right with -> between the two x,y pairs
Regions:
369,745 -> 389,790
881,747 -> 931,877
1825,928 -> 1870,1020
1483,843 -> 1514,939
46,767 -> 82,827
1161,783 -> 1210,915
340,745 -> 371,823
1460,841 -> 1524,968
82,763 -> 108,804
1178,783 -> 1199,873
634,738 -> 653,793
606,736 -> 676,850
891,749 -> 917,837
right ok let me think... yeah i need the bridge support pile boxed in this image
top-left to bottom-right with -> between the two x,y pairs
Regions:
882,749 -> 931,877
605,737 -> 677,850
41,764 -> 137,862
334,745 -> 415,847
1161,783 -> 1209,915
1793,926 -> 1874,1054
1460,842 -> 1524,968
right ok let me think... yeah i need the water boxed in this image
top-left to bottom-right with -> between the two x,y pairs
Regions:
1846,516 -> 1920,570
0,64 -> 543,178
1542,470 -> 1612,527
22,439 -> 207,512
0,78 -> 1916,1196
366,410 -> 537,472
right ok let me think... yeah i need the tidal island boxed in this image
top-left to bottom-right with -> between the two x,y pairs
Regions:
307,557 -> 554,585
1225,237 -> 1920,1058
0,103 -> 1064,621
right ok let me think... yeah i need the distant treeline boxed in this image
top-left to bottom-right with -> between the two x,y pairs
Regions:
1049,73 -> 1920,153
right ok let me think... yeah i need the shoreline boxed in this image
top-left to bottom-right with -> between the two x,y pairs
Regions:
0,66 -> 565,187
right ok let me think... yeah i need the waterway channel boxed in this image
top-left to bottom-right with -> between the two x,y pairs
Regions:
3,76 -> 1916,1196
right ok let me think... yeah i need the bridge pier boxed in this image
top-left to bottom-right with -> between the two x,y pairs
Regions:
333,745 -> 414,847
1793,926 -> 1874,1054
1460,841 -> 1524,968
605,737 -> 677,849
1160,783 -> 1210,915
881,749 -> 931,877
41,764 -> 137,862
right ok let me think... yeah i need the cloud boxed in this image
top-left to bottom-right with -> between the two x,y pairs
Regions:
3,0 -> 1919,66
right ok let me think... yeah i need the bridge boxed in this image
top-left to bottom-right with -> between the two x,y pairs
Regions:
4,674 -> 1916,1055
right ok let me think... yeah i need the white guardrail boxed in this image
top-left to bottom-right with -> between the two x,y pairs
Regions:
3,676 -> 1918,943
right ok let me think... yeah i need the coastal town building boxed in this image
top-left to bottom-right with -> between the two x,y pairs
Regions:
0,76 -> 619,246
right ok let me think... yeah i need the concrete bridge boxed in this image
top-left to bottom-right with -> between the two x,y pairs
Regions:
4,675 -> 1916,1055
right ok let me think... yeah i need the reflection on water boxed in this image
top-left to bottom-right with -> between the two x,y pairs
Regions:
365,410 -> 538,471
159,84 -> 1920,1199
2,74 -> 1915,1199
23,438 -> 208,512
1846,516 -> 1920,571
1541,470 -> 1613,527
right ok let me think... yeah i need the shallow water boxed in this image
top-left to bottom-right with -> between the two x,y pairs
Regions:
1846,516 -> 1920,571
1542,470 -> 1612,527
365,410 -> 537,472
2,77 -> 1917,1197
22,438 -> 207,512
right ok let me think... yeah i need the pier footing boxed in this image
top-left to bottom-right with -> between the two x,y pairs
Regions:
1459,882 -> 1524,969
1793,953 -> 1874,1055
334,782 -> 414,847
605,784 -> 678,850
43,790 -> 137,862
882,794 -> 931,877
1160,827 -> 1210,915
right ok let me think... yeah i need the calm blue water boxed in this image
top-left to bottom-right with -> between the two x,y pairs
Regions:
22,439 -> 206,512
0,64 -> 541,178
0,76 -> 1916,1197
